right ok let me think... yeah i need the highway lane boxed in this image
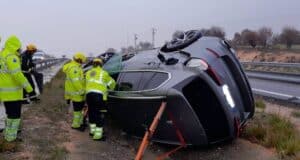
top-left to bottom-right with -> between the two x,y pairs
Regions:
248,77 -> 300,103
245,70 -> 300,104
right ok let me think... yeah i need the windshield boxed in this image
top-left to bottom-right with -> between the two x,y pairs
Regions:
103,54 -> 122,75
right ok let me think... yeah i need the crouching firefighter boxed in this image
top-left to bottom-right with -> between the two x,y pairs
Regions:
0,36 -> 33,142
85,58 -> 116,140
63,52 -> 86,131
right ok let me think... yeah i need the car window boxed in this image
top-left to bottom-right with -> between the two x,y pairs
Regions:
116,71 -> 169,91
143,72 -> 169,90
117,72 -> 143,91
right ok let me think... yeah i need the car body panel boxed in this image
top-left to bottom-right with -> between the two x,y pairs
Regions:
86,31 -> 254,146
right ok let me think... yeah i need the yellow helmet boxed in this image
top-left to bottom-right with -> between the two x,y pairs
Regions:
92,58 -> 103,67
93,58 -> 103,64
27,44 -> 37,51
73,52 -> 87,63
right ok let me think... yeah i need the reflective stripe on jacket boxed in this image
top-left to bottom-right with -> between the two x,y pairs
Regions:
85,66 -> 116,101
63,60 -> 85,102
0,36 -> 33,101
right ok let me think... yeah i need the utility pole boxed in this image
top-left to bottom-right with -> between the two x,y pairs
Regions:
134,34 -> 138,52
151,28 -> 157,48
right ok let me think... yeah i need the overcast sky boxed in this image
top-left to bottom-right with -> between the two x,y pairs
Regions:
1,0 -> 300,57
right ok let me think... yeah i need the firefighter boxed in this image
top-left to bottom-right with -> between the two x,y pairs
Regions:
21,44 -> 38,101
85,58 -> 116,140
21,44 -> 37,73
63,52 -> 86,131
0,35 -> 33,142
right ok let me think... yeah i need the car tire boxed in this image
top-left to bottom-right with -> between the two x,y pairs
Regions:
161,30 -> 202,52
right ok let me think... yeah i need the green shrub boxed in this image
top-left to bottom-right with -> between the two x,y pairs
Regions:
255,99 -> 266,110
292,111 -> 300,118
243,113 -> 300,157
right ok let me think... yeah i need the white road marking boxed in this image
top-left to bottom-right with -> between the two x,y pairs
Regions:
252,88 -> 300,100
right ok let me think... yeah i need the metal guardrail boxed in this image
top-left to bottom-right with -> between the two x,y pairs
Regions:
241,61 -> 300,68
34,58 -> 66,70
242,61 -> 300,83
246,70 -> 300,84
252,88 -> 300,104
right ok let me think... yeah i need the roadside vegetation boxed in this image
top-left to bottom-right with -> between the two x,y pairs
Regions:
255,98 -> 266,110
292,111 -> 300,118
242,99 -> 300,159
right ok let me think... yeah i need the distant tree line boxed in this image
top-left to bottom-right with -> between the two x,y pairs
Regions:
107,41 -> 154,55
200,26 -> 226,40
199,26 -> 300,49
106,26 -> 300,55
231,26 -> 300,49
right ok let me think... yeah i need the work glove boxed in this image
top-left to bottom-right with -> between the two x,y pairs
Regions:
29,67 -> 36,74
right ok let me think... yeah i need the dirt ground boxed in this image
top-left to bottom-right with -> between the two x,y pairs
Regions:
237,49 -> 300,63
62,119 -> 136,160
62,116 -> 280,160
167,139 -> 278,160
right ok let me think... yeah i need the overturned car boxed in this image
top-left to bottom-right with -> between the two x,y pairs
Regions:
87,30 -> 254,146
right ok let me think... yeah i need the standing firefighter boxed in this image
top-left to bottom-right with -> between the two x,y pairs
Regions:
63,52 -> 86,131
21,44 -> 38,101
21,44 -> 37,73
85,58 -> 116,140
0,36 -> 33,142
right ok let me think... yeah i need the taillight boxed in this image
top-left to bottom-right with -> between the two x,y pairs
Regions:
206,67 -> 223,85
186,58 -> 223,85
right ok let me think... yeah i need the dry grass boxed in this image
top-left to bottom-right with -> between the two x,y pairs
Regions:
243,112 -> 300,158
255,99 -> 266,110
292,111 -> 300,118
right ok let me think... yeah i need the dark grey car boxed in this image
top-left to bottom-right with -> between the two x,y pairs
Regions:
89,30 -> 254,146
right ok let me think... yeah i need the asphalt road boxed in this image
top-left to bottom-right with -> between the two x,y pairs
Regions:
247,72 -> 300,104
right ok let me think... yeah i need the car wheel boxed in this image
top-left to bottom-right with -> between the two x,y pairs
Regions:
161,30 -> 202,52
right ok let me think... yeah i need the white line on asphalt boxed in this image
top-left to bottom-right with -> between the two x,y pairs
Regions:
252,88 -> 300,100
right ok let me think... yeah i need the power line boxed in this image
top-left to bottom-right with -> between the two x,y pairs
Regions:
152,28 -> 157,48
134,34 -> 138,52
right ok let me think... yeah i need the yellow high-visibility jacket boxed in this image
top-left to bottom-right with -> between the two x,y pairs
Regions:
63,60 -> 85,102
85,66 -> 116,101
0,36 -> 33,101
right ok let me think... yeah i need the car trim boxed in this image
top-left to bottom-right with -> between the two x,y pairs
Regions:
206,48 -> 220,58
108,95 -> 166,100
110,70 -> 171,93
